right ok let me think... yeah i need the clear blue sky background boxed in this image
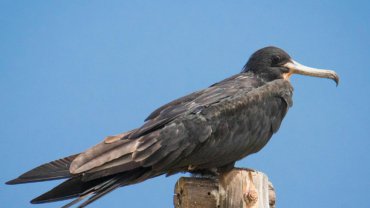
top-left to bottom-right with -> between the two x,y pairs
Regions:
1,1 -> 369,207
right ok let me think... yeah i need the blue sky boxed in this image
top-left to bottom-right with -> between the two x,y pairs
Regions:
1,1 -> 369,207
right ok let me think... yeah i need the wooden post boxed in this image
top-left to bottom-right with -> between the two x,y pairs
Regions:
174,168 -> 275,208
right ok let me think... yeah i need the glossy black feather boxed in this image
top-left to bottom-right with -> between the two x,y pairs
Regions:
7,73 -> 293,207
6,46 -> 303,207
6,154 -> 79,185
31,168 -> 149,207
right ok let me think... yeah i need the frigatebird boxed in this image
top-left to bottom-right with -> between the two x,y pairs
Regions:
6,46 -> 339,207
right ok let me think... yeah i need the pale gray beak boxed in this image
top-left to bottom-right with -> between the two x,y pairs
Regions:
283,60 -> 339,86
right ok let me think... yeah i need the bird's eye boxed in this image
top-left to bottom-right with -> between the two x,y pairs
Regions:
272,55 -> 281,64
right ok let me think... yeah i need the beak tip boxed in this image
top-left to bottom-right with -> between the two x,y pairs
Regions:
332,74 -> 340,87
334,78 -> 339,87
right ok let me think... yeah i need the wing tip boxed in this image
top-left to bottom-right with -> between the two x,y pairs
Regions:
5,178 -> 20,185
5,175 -> 70,185
6,154 -> 79,185
5,177 -> 38,185
30,196 -> 55,204
30,198 -> 42,204
30,191 -> 77,204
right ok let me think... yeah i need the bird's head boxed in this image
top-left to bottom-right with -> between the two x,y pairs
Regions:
242,46 -> 339,85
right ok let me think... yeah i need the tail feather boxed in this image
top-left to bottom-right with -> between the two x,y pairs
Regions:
31,168 -> 150,207
61,194 -> 90,208
75,178 -> 122,208
30,175 -> 105,204
6,154 -> 79,185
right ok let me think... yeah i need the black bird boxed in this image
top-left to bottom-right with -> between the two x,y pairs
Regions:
6,46 -> 339,207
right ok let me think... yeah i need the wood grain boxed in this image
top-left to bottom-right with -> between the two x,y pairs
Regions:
174,168 -> 275,208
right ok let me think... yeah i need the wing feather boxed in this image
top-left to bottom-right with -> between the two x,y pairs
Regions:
7,154 -> 79,184
69,74 -> 291,184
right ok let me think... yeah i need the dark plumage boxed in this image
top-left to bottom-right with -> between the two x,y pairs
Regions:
6,46 -> 339,207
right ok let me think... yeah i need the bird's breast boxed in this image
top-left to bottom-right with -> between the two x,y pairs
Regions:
181,79 -> 293,168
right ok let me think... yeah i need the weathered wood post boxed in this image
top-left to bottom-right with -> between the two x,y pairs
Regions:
174,168 -> 275,208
